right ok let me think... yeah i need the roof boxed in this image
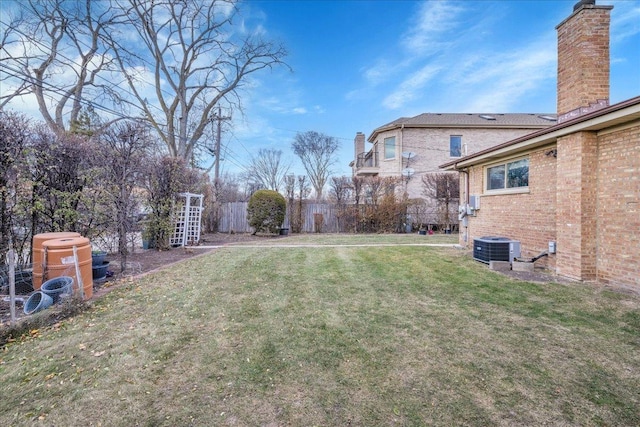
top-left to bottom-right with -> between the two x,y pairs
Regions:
369,113 -> 557,142
439,96 -> 640,170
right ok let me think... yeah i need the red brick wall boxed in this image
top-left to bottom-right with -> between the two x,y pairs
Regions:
556,131 -> 599,281
557,5 -> 611,117
463,147 -> 557,270
596,125 -> 640,288
461,125 -> 639,291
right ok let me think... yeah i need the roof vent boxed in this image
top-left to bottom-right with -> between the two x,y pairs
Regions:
538,115 -> 557,122
479,114 -> 496,120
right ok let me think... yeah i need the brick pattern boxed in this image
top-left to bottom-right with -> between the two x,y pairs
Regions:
556,131 -> 598,281
454,3 -> 640,291
596,125 -> 640,287
463,147 -> 557,270
556,5 -> 611,119
462,126 -> 640,291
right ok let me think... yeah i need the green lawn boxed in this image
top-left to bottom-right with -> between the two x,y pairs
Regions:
1,234 -> 639,426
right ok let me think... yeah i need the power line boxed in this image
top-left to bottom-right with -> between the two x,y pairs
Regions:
0,62 -> 145,123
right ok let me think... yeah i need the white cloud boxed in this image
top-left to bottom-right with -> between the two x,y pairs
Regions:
611,0 -> 640,43
453,37 -> 557,112
363,59 -> 393,85
401,0 -> 466,54
382,64 -> 442,110
375,1 -> 560,114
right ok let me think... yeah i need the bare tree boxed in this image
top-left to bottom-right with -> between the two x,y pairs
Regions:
98,121 -> 150,271
289,175 -> 310,233
0,9 -> 30,110
245,148 -> 290,192
109,0 -> 288,160
0,0 -> 118,133
363,176 -> 384,206
291,131 -> 339,200
421,173 -> 460,232
1,0 -> 288,164
352,176 -> 363,206
329,176 -> 352,205
329,176 -> 353,233
30,126 -> 95,234
0,111 -> 32,264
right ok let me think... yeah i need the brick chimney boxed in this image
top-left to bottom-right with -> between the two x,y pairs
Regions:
354,132 -> 365,161
556,0 -> 613,123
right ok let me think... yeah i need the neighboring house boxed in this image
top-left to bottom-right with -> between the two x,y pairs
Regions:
351,114 -> 556,201
441,0 -> 640,291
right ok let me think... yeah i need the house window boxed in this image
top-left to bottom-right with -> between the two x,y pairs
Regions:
450,135 -> 462,157
384,136 -> 396,159
486,158 -> 529,191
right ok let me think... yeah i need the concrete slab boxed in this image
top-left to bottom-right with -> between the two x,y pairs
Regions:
512,261 -> 535,272
490,260 -> 512,272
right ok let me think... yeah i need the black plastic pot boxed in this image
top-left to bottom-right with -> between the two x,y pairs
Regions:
92,261 -> 110,280
41,276 -> 74,303
92,251 -> 107,266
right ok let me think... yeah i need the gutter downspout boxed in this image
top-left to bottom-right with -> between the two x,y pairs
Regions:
400,123 -> 404,168
400,123 -> 405,193
458,166 -> 470,244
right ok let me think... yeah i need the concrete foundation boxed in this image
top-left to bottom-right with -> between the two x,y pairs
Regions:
512,261 -> 535,272
489,261 -> 512,272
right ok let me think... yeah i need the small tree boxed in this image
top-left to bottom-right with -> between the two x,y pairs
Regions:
329,176 -> 352,232
29,127 -> 94,234
284,174 -> 296,231
422,173 -> 460,232
143,156 -> 199,250
98,121 -> 150,271
292,175 -> 310,233
247,190 -> 286,235
245,148 -> 290,192
291,131 -> 339,200
0,111 -> 32,264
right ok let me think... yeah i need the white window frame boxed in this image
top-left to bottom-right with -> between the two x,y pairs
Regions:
484,156 -> 530,195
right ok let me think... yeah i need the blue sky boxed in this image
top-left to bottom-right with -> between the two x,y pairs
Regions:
2,0 -> 639,180
224,0 -> 640,178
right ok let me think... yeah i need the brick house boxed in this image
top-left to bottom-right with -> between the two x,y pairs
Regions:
441,0 -> 640,291
351,114 -> 556,201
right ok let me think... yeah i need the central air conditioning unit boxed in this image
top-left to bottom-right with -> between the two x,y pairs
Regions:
473,236 -> 521,264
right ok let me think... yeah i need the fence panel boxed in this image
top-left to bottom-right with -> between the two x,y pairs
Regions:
216,202 -> 446,234
218,202 -> 346,233
218,202 -> 252,233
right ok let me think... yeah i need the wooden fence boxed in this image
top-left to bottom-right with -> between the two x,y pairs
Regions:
218,202 -> 344,233
217,202 -> 458,234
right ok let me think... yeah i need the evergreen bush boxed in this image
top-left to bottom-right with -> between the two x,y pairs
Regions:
247,190 -> 286,234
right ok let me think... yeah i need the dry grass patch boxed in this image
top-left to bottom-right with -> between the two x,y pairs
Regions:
0,239 -> 638,426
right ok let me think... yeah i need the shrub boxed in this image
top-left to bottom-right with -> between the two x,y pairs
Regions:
247,190 -> 286,234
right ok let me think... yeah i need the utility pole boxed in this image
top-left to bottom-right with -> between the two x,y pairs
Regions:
212,106 -> 232,185
210,106 -> 231,232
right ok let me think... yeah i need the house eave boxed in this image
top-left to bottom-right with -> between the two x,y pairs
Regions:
440,96 -> 640,170
368,122 -> 552,143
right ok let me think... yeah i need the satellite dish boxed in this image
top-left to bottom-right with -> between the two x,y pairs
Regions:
402,151 -> 416,159
402,168 -> 415,177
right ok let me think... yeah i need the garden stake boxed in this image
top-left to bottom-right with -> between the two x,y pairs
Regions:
73,246 -> 84,300
8,248 -> 16,325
